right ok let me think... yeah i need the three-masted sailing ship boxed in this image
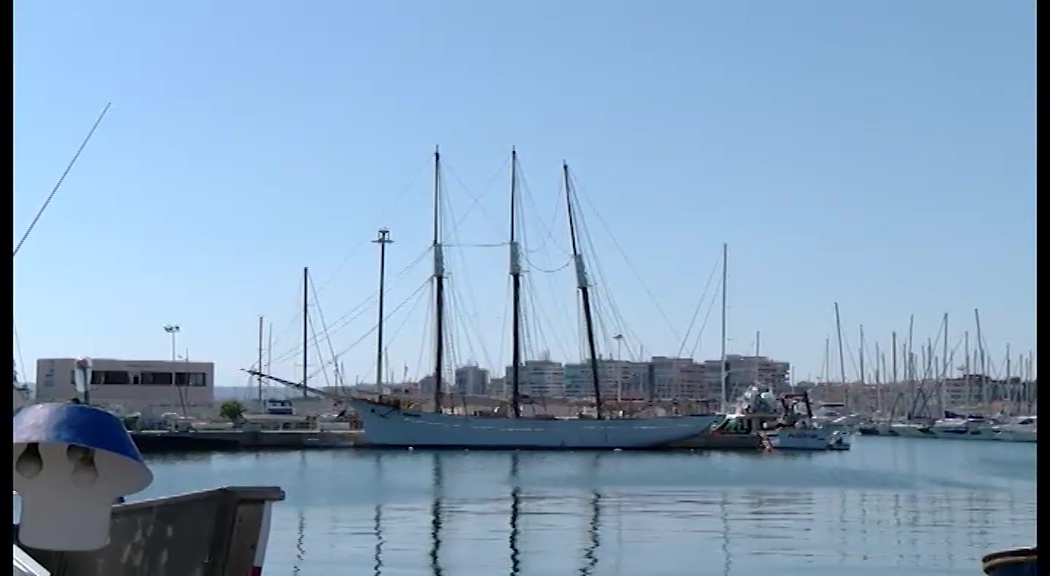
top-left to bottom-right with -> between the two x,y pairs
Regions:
349,149 -> 722,449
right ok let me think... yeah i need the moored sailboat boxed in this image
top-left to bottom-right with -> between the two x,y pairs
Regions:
351,149 -> 722,449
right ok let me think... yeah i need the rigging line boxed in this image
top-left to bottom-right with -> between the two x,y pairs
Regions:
523,254 -> 572,274
444,156 -> 511,236
444,242 -> 507,248
842,332 -> 863,381
524,271 -> 570,362
414,288 -> 433,381
532,256 -> 572,360
270,249 -> 431,352
569,171 -> 683,344
495,275 -> 511,372
453,277 -> 494,369
269,247 -> 431,362
279,257 -> 428,370
311,278 -> 431,382
308,271 -> 342,382
383,280 -> 428,356
569,188 -> 637,351
688,282 -> 722,359
444,280 -> 472,366
307,305 -> 332,389
311,158 -> 433,294
587,249 -> 637,357
518,168 -> 570,259
14,102 -> 112,259
442,192 -> 492,369
677,250 -> 723,357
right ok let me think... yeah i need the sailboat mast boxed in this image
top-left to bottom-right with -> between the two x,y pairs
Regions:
891,331 -> 898,383
940,313 -> 949,416
719,243 -> 727,409
257,315 -> 264,409
508,149 -> 523,418
302,267 -> 309,399
834,302 -> 847,408
432,147 -> 446,413
859,325 -> 866,385
562,162 -> 603,419
373,228 -> 393,394
975,308 -> 986,406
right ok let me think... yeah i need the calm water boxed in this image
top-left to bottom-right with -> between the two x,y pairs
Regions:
138,436 -> 1036,576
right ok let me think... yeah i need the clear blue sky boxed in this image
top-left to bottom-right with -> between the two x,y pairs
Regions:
14,0 -> 1035,390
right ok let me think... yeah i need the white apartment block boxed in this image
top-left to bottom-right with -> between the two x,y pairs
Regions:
649,356 -> 708,400
432,354 -> 793,402
35,357 -> 216,410
699,355 -> 791,401
563,359 -> 649,399
454,365 -> 490,396
504,360 -> 565,397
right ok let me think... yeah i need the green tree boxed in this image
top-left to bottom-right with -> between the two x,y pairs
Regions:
220,400 -> 246,422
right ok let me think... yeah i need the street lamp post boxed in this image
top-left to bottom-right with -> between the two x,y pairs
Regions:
613,334 -> 624,402
163,324 -> 182,414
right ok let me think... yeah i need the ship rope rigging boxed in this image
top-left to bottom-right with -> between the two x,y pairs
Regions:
677,248 -> 724,359
249,150 -> 710,411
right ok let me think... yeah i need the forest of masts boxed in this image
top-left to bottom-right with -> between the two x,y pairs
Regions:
810,304 -> 1036,417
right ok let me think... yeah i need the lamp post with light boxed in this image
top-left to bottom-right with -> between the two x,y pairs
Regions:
163,324 -> 182,414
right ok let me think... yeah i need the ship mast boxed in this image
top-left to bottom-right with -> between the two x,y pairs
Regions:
562,162 -> 603,419
508,149 -> 523,418
432,147 -> 446,413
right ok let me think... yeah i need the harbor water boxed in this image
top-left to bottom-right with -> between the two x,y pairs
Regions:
137,436 -> 1036,576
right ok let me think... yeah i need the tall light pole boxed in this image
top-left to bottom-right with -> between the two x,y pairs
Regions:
163,324 -> 182,414
614,334 -> 624,402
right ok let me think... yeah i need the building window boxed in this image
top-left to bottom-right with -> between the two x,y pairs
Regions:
140,372 -> 173,386
173,372 -> 208,387
89,370 -> 131,385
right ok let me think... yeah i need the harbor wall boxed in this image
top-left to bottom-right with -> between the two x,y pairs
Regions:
21,485 -> 285,576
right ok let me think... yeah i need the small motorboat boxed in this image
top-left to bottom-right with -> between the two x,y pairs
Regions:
981,546 -> 1037,576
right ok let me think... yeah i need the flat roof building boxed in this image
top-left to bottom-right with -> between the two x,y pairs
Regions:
35,357 -> 215,411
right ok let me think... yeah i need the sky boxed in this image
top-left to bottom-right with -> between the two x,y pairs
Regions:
13,0 -> 1036,390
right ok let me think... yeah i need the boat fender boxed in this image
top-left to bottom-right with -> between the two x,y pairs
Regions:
13,402 -> 153,551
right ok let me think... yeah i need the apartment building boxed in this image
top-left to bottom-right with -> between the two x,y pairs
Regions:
503,360 -> 565,397
412,353 -> 793,402
699,354 -> 791,401
454,365 -> 490,396
563,359 -> 649,399
648,356 -> 708,400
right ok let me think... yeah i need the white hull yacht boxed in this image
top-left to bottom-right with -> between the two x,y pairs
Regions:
992,416 -> 1037,443
350,398 -> 722,449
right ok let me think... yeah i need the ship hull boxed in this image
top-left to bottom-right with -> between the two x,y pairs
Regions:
349,399 -> 722,449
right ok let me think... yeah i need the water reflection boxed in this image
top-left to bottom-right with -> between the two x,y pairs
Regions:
578,453 -> 602,575
291,509 -> 306,576
140,443 -> 1036,575
720,491 -> 731,576
430,452 -> 445,576
509,452 -> 521,575
579,491 -> 601,575
374,453 -> 385,576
